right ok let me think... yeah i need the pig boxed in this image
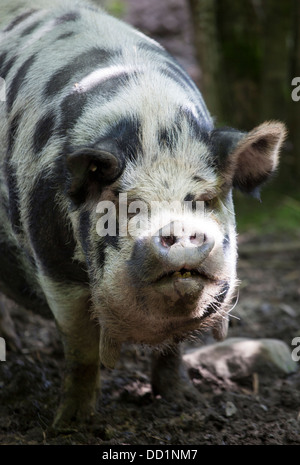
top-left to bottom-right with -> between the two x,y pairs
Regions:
0,0 -> 286,427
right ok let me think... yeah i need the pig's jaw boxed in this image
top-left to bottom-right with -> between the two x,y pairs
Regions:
91,238 -> 237,348
93,278 -> 235,347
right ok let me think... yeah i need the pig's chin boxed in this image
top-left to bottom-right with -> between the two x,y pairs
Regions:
101,298 -> 225,347
95,276 -> 229,347
143,268 -> 226,318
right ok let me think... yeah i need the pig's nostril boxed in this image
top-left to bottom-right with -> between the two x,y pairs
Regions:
161,235 -> 176,248
189,233 -> 206,245
189,233 -> 197,244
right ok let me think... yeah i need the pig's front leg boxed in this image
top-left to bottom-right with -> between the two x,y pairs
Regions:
151,345 -> 203,404
42,281 -> 100,428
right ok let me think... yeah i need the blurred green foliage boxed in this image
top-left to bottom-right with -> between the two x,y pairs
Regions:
234,187 -> 300,235
105,0 -> 126,18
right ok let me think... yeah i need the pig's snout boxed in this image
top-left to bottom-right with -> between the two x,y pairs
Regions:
150,221 -> 215,270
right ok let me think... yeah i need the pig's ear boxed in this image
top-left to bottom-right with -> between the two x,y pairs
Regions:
66,144 -> 123,204
211,121 -> 287,195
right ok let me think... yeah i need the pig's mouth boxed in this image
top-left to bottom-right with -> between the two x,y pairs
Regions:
155,267 -> 214,283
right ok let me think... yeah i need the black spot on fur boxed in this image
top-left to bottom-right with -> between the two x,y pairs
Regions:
157,120 -> 181,152
6,112 -> 23,232
7,54 -> 36,112
8,112 -> 22,155
105,231 -> 120,250
101,116 -> 142,162
157,127 -> 168,149
79,210 -> 91,259
59,92 -> 87,135
20,20 -> 42,37
184,194 -> 198,212
192,175 -> 204,183
33,111 -> 56,155
95,230 -> 120,270
209,126 -> 245,170
96,216 -> 121,265
96,239 -> 106,269
56,12 -> 80,24
44,47 -> 118,97
28,172 -> 88,283
0,238 -> 50,317
164,62 -> 190,86
0,55 -> 18,80
184,193 -> 195,202
3,9 -> 37,32
5,163 -> 21,232
0,52 -> 8,72
56,31 -> 75,40
127,238 -> 157,286
180,106 -> 210,143
59,72 -> 132,137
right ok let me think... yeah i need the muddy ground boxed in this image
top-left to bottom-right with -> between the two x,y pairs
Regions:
1,0 -> 300,447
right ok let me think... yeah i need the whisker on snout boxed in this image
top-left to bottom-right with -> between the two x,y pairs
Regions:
219,199 -> 235,215
206,287 -> 240,321
226,289 -> 240,318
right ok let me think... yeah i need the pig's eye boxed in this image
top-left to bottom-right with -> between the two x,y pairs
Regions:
204,198 -> 214,209
89,163 -> 98,172
198,195 -> 217,209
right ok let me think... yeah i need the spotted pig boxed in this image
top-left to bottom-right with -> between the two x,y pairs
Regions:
0,0 -> 286,426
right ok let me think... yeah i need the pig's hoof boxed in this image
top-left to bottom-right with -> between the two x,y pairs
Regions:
52,400 -> 98,431
152,378 -> 206,406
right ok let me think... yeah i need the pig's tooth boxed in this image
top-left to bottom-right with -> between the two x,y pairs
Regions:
182,271 -> 192,278
172,271 -> 192,278
172,271 -> 182,277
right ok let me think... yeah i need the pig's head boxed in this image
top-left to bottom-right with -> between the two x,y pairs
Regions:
66,109 -> 286,367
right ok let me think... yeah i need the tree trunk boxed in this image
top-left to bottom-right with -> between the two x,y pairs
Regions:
216,0 -> 262,130
260,0 -> 292,123
188,0 -> 223,121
